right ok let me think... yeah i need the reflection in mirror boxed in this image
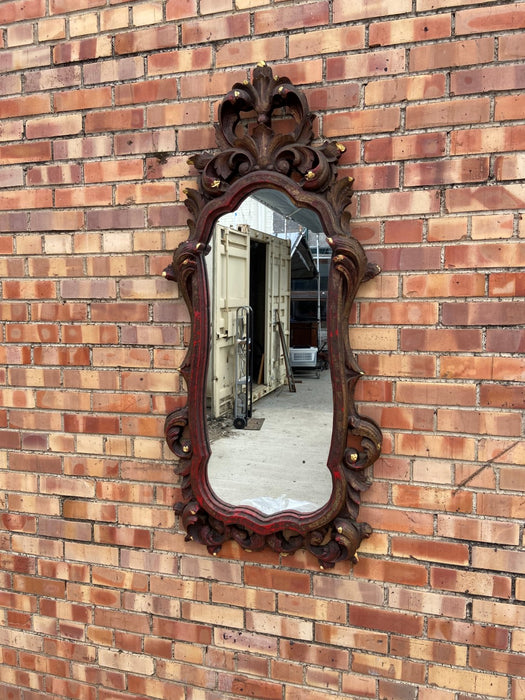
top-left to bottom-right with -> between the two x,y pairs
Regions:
204,193 -> 333,515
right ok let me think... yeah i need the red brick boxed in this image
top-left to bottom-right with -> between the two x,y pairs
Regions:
25,65 -> 81,91
148,46 -> 211,75
85,159 -> 143,183
393,484 -> 472,513
0,141 -> 52,164
456,2 -> 525,34
410,37 -> 494,71
327,49 -> 405,82
371,245 -> 441,272
0,0 -> 45,23
405,157 -> 489,186
452,64 -> 525,96
472,213 -> 514,239
383,219 -> 423,243
370,14 -> 451,46
360,506 -> 433,535
390,636 -> 465,666
392,537 -> 469,566
406,97 -> 490,129
334,0 -> 411,22
470,647 -> 524,677
166,0 -> 197,19
359,353 -> 435,379
431,565 -> 512,598
480,384 -> 525,410
366,73 -> 446,105
85,108 -> 144,133
446,241 -> 525,269
496,93 -> 525,122
27,163 -> 82,185
182,13 -> 249,44
401,329 -> 482,353
359,301 -> 438,325
0,94 -> 51,118
54,86 -> 112,112
437,408 -> 521,437
0,45 -> 49,73
289,25 -> 364,58
451,124 -> 525,155
349,606 -> 423,636
447,184 -> 525,212
84,57 -> 144,86
442,301 -> 525,326
114,130 -> 175,156
53,36 -> 112,64
256,2 -> 329,34
115,25 -> 178,55
244,566 -> 310,593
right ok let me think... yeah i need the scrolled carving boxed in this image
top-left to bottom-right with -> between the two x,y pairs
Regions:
165,64 -> 382,570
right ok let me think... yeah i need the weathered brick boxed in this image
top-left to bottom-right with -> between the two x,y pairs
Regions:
334,0 -> 411,22
410,37 -> 493,71
327,48 -> 405,81
407,97 -> 490,129
456,2 -> 525,34
115,25 -> 179,55
366,73 -> 446,105
289,25 -> 364,58
216,36 -> 286,68
370,14 -> 451,46
0,4 -> 523,699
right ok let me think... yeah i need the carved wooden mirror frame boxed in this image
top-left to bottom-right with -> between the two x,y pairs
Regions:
163,63 -> 382,569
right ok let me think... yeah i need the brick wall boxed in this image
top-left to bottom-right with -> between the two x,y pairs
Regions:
0,0 -> 524,697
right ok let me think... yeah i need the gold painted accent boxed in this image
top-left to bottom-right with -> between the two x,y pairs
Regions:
349,451 -> 358,463
337,526 -> 343,534
347,176 -> 354,183
257,60 -> 266,67
182,445 -> 190,453
278,86 -> 284,93
326,237 -> 333,244
354,554 -> 359,563
196,243 -> 203,250
183,188 -> 189,195
377,443 -> 381,450
273,75 -> 279,80
213,552 -> 217,556
234,90 -> 240,97
187,157 -> 194,165
162,270 -> 167,277
336,142 -> 346,152
211,179 -> 221,188
320,565 -> 324,570
305,170 -> 316,180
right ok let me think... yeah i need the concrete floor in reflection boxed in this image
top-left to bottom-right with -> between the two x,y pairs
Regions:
207,369 -> 334,515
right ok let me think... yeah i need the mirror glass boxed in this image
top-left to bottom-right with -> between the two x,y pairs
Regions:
204,191 -> 333,515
